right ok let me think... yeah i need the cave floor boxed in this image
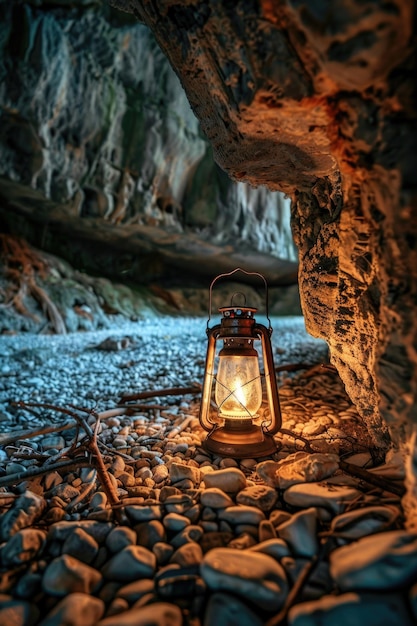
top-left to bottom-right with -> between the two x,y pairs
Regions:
0,317 -> 412,626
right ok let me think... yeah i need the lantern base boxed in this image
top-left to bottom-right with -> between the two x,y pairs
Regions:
202,425 -> 278,459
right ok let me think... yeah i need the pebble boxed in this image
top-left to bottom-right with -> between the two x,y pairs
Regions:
38,593 -> 105,626
284,482 -> 363,514
277,508 -> 319,557
101,545 -> 156,582
201,547 -> 288,610
0,490 -> 45,541
0,318 -> 408,625
0,599 -> 39,626
96,602 -> 183,626
218,505 -> 266,525
330,530 -> 417,591
1,528 -> 46,567
62,527 -> 99,565
236,485 -> 278,511
329,505 -> 400,541
203,468 -> 247,493
42,554 -> 102,596
205,592 -> 264,626
288,591 -> 414,626
105,526 -> 137,552
200,487 -> 234,509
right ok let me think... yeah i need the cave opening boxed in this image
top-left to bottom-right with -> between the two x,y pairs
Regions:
0,0 -> 417,625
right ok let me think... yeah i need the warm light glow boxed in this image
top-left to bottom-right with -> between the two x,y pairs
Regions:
215,353 -> 262,419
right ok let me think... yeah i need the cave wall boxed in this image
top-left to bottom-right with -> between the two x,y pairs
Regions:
0,0 -> 296,266
111,0 -> 417,500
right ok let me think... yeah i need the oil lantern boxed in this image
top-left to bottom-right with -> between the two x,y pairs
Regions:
199,268 -> 282,458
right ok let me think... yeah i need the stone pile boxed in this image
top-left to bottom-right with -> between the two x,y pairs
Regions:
0,320 -> 413,625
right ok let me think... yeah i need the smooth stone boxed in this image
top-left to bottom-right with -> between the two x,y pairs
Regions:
170,542 -> 203,567
330,506 -> 400,540
0,490 -> 45,541
43,471 -> 63,490
258,520 -> 277,541
201,547 -> 288,611
1,528 -> 46,567
42,555 -> 102,596
13,572 -> 42,600
153,542 -> 175,566
96,602 -> 183,626
200,532 -> 234,553
288,591 -> 414,626
105,526 -> 137,553
90,492 -> 108,510
277,508 -> 318,557
116,579 -> 155,603
0,599 -> 39,626
164,494 -> 193,515
48,521 -> 113,543
256,460 -> 281,488
102,545 -> 156,582
62,527 -> 99,565
200,488 -> 234,509
155,564 -> 204,600
249,538 -> 291,559
42,436 -> 65,450
236,485 -> 278,512
218,505 -> 266,525
284,482 -> 362,514
163,513 -> 191,532
204,591 -> 264,626
169,462 -> 200,486
275,452 -> 340,489
136,520 -> 166,549
330,530 -> 417,591
170,525 -> 203,549
50,484 -> 80,501
125,504 -> 163,523
203,468 -> 247,494
38,592 -> 105,626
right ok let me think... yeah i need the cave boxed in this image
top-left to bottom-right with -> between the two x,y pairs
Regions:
0,0 -> 416,624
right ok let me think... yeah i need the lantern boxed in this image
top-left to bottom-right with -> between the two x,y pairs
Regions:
199,268 -> 282,458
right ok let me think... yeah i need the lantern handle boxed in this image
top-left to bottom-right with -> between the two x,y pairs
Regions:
207,267 -> 272,332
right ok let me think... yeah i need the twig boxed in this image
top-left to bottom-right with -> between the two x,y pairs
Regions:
0,421 -> 76,447
266,551 -> 321,626
119,385 -> 201,404
0,458 -> 92,488
339,459 -> 405,497
86,415 -> 121,508
280,428 -> 314,452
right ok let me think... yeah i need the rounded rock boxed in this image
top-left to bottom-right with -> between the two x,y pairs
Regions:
201,547 -> 288,610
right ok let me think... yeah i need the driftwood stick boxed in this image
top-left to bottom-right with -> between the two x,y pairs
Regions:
0,458 -> 92,488
0,421 -> 76,447
266,554 -> 320,626
87,417 -> 121,508
119,385 -> 201,404
339,459 -> 405,497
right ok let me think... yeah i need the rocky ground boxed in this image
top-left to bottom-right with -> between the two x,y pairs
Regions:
0,317 -> 414,626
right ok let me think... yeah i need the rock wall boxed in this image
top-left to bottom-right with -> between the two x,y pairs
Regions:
0,1 -> 296,266
112,1 -> 417,518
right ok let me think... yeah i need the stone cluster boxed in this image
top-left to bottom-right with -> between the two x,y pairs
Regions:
0,320 -> 412,624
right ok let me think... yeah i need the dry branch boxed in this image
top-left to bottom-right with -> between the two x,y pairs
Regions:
119,384 -> 201,404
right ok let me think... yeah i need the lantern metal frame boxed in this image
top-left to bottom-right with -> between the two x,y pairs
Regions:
199,267 -> 282,458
